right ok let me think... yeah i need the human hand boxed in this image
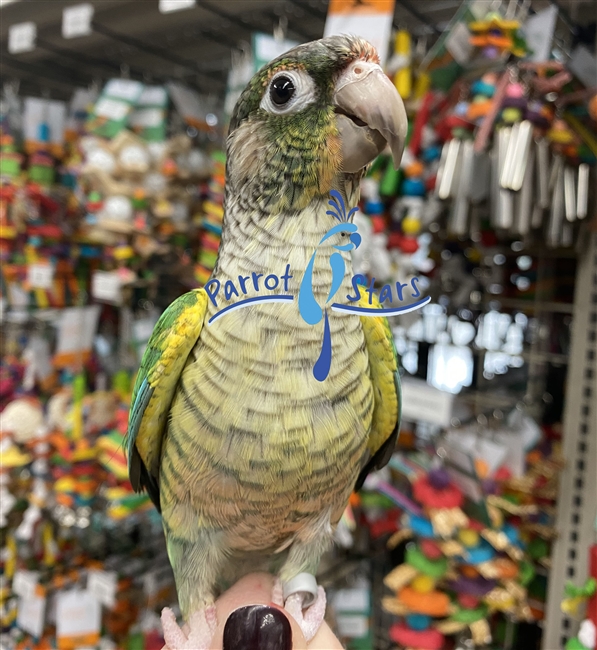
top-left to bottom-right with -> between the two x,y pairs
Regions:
214,573 -> 344,649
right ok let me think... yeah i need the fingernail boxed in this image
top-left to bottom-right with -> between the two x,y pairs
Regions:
223,604 -> 292,650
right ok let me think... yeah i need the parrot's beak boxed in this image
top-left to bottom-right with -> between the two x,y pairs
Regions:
333,60 -> 408,173
350,232 -> 362,249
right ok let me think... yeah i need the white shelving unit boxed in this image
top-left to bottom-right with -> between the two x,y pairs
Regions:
543,229 -> 597,649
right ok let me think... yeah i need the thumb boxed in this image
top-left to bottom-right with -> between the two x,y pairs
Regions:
213,573 -> 343,649
213,573 -> 306,649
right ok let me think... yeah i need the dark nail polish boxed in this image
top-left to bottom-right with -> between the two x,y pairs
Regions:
223,605 -> 292,650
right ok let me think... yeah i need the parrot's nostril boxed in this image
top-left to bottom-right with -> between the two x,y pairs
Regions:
354,66 -> 363,74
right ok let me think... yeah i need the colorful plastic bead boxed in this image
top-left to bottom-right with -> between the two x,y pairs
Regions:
402,215 -> 421,236
406,544 -> 448,579
420,539 -> 443,560
406,614 -> 432,631
389,623 -> 444,650
458,528 -> 480,548
411,575 -> 435,594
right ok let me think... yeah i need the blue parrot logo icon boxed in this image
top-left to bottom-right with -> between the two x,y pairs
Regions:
298,190 -> 362,382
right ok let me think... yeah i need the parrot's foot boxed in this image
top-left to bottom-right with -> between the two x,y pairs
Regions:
284,586 -> 326,643
161,605 -> 217,650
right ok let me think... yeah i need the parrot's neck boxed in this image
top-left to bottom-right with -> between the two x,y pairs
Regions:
215,187 -> 360,300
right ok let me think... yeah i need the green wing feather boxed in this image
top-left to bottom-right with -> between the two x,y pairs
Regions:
355,290 -> 401,490
126,289 -> 209,507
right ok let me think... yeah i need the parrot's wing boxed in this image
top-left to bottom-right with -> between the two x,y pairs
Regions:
126,289 -> 209,509
354,290 -> 401,491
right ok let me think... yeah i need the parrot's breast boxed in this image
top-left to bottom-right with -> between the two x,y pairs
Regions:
160,214 -> 374,553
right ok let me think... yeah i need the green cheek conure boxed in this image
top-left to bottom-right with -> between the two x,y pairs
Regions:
126,34 -> 407,649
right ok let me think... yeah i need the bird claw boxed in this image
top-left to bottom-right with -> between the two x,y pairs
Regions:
284,586 -> 326,643
161,605 -> 217,650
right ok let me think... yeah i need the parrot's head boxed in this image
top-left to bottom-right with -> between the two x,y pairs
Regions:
227,35 -> 407,215
319,222 -> 362,251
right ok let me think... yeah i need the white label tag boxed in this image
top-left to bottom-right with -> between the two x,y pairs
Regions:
138,86 -> 168,106
94,97 -> 130,121
400,378 -> 454,426
129,108 -> 164,128
87,570 -> 117,608
55,305 -> 101,356
13,571 -> 39,599
8,22 -> 36,54
523,5 -> 557,63
336,614 -> 369,638
103,79 -> 144,102
569,45 -> 597,89
159,0 -> 196,13
27,263 -> 54,289
440,442 -> 484,502
17,594 -> 45,638
445,21 -> 473,65
324,12 -> 393,66
91,271 -> 122,304
62,3 -> 94,39
333,588 -> 370,612
8,284 -> 29,309
56,590 -> 101,644
133,317 -> 157,343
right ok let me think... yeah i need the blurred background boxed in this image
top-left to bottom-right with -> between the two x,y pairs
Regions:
1,1 -> 596,649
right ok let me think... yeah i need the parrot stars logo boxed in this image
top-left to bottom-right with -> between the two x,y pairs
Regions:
298,190 -> 362,381
205,190 -> 430,382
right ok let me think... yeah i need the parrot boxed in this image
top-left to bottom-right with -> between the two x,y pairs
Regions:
126,34 -> 407,649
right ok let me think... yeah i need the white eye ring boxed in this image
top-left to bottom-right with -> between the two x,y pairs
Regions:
260,70 -> 317,115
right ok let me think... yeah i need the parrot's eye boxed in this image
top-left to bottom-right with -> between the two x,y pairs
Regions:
260,70 -> 316,115
270,76 -> 295,105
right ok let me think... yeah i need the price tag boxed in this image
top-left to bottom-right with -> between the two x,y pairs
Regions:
13,571 -> 39,599
336,614 -> 369,638
55,306 -> 101,358
133,317 -> 157,344
103,79 -> 144,103
523,5 -> 557,63
56,590 -> 101,649
445,21 -> 473,65
94,98 -> 130,121
8,22 -> 36,54
91,271 -> 122,304
159,0 -> 196,13
138,86 -> 168,106
129,108 -> 164,128
17,594 -> 45,638
7,284 -> 29,309
87,571 -> 117,608
62,3 -> 94,39
27,263 -> 54,290
569,45 -> 597,89
323,0 -> 395,65
400,378 -> 454,426
333,588 -> 370,612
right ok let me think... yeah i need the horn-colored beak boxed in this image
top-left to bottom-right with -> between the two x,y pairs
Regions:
334,60 -> 408,173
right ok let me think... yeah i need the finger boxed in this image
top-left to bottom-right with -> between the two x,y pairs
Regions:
307,621 -> 345,649
212,573 -> 307,649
